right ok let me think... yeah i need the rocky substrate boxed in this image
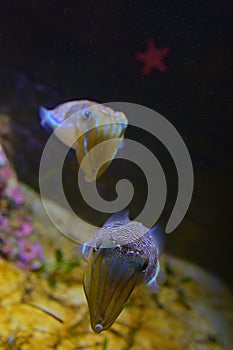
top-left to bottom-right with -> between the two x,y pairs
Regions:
0,184 -> 232,350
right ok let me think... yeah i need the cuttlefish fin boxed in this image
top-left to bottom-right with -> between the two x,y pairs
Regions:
148,225 -> 165,257
157,267 -> 167,285
147,261 -> 166,293
147,279 -> 161,293
103,210 -> 130,227
73,243 -> 91,261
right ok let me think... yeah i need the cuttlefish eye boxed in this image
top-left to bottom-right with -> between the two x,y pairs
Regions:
93,243 -> 101,253
142,258 -> 149,272
83,109 -> 92,118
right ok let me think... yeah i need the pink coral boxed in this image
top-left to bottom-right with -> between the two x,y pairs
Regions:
17,240 -> 44,270
5,186 -> 24,205
0,144 -> 44,270
14,220 -> 33,238
0,216 -> 10,231
0,164 -> 14,182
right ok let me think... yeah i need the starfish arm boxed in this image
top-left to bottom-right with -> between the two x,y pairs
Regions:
142,65 -> 153,76
160,47 -> 171,57
147,38 -> 156,51
135,52 -> 146,61
157,61 -> 168,72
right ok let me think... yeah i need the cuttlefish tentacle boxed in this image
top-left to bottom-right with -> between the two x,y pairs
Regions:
77,211 -> 165,333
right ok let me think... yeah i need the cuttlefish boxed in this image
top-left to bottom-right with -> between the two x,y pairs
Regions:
39,100 -> 128,182
77,211 -> 165,333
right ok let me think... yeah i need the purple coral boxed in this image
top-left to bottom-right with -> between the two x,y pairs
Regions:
5,186 -> 24,205
0,144 -> 44,270
13,216 -> 33,238
17,240 -> 44,270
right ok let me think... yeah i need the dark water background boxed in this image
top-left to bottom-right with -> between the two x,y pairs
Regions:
0,1 -> 232,288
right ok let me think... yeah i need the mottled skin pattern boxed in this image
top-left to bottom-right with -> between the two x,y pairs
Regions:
86,221 -> 160,285
49,100 -> 97,123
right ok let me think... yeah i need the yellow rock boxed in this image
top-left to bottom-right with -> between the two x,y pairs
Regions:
0,185 -> 232,349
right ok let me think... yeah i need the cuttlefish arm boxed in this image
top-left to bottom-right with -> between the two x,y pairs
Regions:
39,106 -> 60,132
84,245 -> 149,333
38,105 -> 78,149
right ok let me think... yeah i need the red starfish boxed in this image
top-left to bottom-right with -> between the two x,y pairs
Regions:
135,39 -> 171,75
